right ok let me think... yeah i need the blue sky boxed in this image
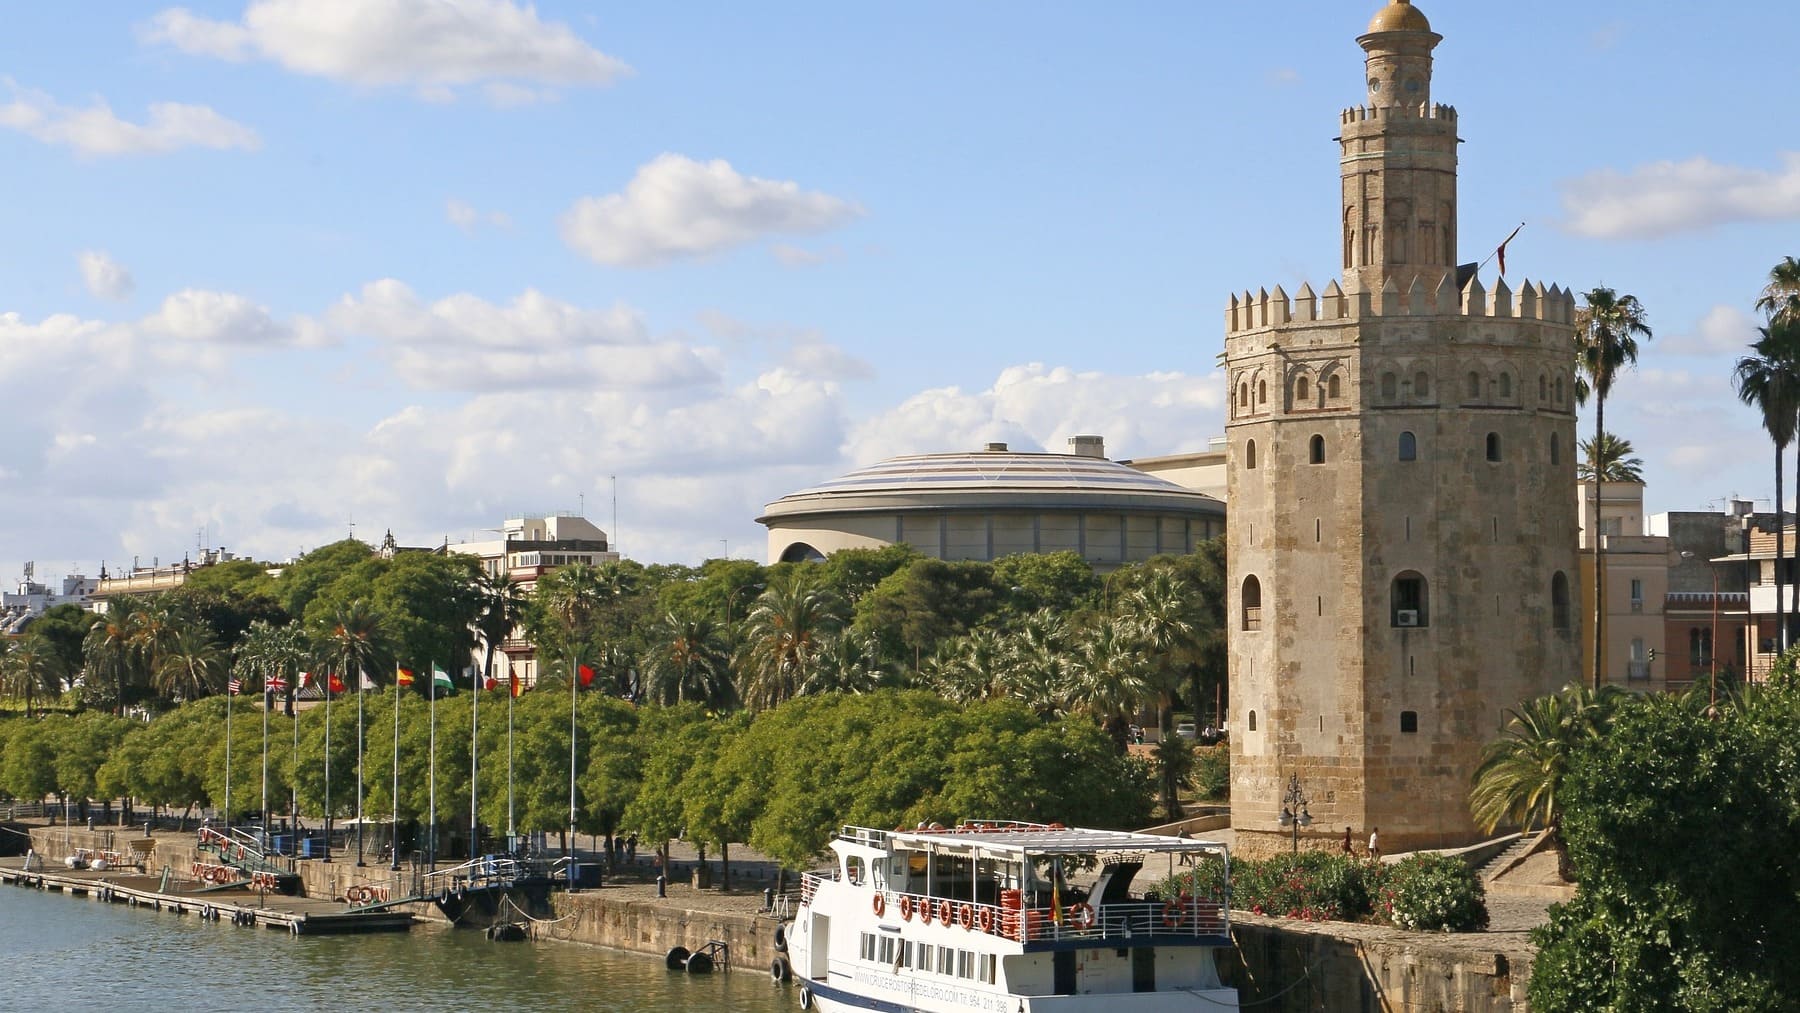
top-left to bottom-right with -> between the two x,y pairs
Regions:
1,0 -> 1797,581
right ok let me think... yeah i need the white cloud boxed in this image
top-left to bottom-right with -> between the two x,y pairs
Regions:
770,243 -> 845,267
78,251 -> 135,302
327,280 -> 716,391
561,154 -> 863,267
445,198 -> 512,233
0,78 -> 258,157
141,289 -> 311,347
846,364 -> 1227,466
1560,153 -> 1800,239
143,0 -> 630,100
1658,304 -> 1761,357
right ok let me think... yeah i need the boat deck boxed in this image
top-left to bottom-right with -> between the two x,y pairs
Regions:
0,858 -> 417,935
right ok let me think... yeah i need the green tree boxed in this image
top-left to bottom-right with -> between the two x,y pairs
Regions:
2,632 -> 68,716
83,598 -> 144,715
1574,431 -> 1645,483
1575,287 -> 1652,689
27,603 -> 99,677
1528,683 -> 1800,1011
1120,568 -> 1202,818
1066,617 -> 1150,747
234,619 -> 309,716
990,551 -> 1100,618
273,539 -> 376,619
1468,684 -> 1626,854
472,569 -> 527,691
736,572 -> 846,711
312,599 -> 390,688
1755,254 -> 1800,324
852,558 -> 1001,670
153,625 -> 227,701
641,611 -> 735,708
1733,319 -> 1800,652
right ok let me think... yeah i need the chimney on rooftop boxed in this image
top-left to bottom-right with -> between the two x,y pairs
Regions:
985,442 -> 1009,452
1068,435 -> 1106,459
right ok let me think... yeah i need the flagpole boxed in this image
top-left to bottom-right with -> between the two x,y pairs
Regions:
356,667 -> 366,866
261,679 -> 270,840
569,654 -> 578,866
391,668 -> 402,871
290,676 -> 299,845
428,664 -> 438,870
470,666 -> 480,859
506,669 -> 515,847
225,680 -> 234,836
323,674 -> 333,863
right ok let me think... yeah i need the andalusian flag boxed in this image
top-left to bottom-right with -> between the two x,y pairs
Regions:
396,666 -> 416,688
432,664 -> 454,694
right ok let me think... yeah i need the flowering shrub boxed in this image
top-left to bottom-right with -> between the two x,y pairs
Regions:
1380,854 -> 1489,932
1152,850 -> 1487,932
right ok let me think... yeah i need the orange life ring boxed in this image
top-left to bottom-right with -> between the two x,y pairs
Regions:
936,898 -> 953,924
872,892 -> 886,917
977,907 -> 995,933
1048,822 -> 1067,831
1068,903 -> 1095,929
898,895 -> 914,920
1162,898 -> 1185,929
918,898 -> 934,923
957,904 -> 974,929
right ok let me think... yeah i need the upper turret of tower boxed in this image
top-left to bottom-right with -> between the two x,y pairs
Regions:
1357,0 -> 1442,109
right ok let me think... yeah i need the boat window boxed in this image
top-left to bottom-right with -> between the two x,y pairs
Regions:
957,950 -> 975,979
861,933 -> 877,960
846,856 -> 864,885
938,946 -> 954,974
981,953 -> 998,984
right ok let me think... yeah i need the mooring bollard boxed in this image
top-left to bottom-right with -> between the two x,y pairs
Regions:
763,887 -> 774,911
656,874 -> 666,899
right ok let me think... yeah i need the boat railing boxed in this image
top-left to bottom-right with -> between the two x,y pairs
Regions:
803,876 -> 1230,943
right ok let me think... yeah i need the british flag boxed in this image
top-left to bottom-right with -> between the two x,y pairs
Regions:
266,674 -> 288,692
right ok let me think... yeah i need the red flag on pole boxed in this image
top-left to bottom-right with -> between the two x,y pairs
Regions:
327,673 -> 347,695
1495,222 -> 1524,277
578,664 -> 595,688
509,671 -> 520,698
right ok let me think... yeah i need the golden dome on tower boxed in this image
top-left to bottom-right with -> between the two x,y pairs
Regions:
1366,0 -> 1431,33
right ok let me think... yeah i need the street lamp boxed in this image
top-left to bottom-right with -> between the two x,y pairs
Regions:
1277,773 -> 1312,853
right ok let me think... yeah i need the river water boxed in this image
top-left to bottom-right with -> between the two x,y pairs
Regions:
0,882 -> 792,1011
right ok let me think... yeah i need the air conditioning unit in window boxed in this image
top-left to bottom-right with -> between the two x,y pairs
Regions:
1396,610 -> 1420,627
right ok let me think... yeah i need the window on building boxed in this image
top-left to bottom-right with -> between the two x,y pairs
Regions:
1467,371 -> 1482,400
1398,431 -> 1417,461
1629,637 -> 1649,681
1550,432 -> 1560,466
1690,628 -> 1713,666
1400,711 -> 1419,733
1381,372 -> 1397,400
1309,435 -> 1326,464
1238,382 -> 1248,408
1498,372 -> 1512,399
1245,439 -> 1257,470
1552,572 -> 1571,630
1415,371 -> 1430,398
1296,376 -> 1310,402
1630,578 -> 1644,612
1328,375 -> 1342,398
1247,710 -> 1257,732
1555,377 -> 1565,403
1242,576 -> 1263,631
1486,432 -> 1502,461
1392,572 -> 1428,627
1258,380 -> 1267,404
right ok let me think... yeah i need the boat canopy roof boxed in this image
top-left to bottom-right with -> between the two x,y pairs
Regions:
842,822 -> 1227,864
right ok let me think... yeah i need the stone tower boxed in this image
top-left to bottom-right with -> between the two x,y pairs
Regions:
1223,0 -> 1581,856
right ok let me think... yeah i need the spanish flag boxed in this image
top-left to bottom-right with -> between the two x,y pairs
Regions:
1051,860 -> 1063,926
396,665 -> 416,688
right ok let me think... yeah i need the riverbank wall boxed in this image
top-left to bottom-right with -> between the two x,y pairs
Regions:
542,891 -> 783,971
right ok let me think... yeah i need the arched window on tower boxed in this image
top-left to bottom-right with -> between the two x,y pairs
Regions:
1245,439 -> 1257,470
1414,371 -> 1431,398
1552,572 -> 1571,630
1258,380 -> 1267,405
1328,375 -> 1342,399
1381,372 -> 1398,400
1392,572 -> 1428,627
1309,435 -> 1326,464
1247,710 -> 1258,732
1242,576 -> 1263,632
1398,431 -> 1417,461
1555,377 -> 1565,403
1486,432 -> 1502,462
1238,382 -> 1248,408
1466,371 -> 1482,400
1296,376 -> 1310,403
1499,372 -> 1512,399
1539,374 -> 1548,401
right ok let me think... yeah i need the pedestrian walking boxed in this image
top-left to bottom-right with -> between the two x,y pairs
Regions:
1342,826 -> 1353,855
1368,827 -> 1380,860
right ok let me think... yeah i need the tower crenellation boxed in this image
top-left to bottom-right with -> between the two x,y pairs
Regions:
1223,0 -> 1580,858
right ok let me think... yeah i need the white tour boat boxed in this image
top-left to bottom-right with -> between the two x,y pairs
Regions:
786,820 -> 1239,1011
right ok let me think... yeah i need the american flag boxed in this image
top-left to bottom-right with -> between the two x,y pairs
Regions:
227,678 -> 242,695
266,675 -> 288,692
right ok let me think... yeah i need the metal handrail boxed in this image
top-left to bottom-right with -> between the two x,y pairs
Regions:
801,876 -> 1230,943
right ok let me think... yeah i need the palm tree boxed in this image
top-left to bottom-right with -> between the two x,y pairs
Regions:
1575,431 -> 1646,483
153,625 -> 227,701
314,599 -> 389,686
1003,609 -> 1074,717
1734,320 -> 1800,654
536,562 -> 609,680
1575,287 -> 1653,689
1756,255 -> 1800,324
2,633 -> 67,717
83,597 -> 142,715
641,611 -> 734,707
235,620 -> 309,716
472,570 -> 527,691
1121,570 -> 1201,816
1469,684 -> 1627,873
128,596 -> 185,693
803,631 -> 890,697
1065,617 -> 1151,748
734,573 -> 846,711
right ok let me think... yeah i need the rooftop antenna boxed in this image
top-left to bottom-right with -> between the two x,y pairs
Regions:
611,475 -> 618,554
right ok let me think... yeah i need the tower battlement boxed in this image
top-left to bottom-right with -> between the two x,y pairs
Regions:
1339,102 -> 1456,125
1224,275 -> 1573,335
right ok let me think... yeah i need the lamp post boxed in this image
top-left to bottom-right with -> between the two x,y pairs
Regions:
1277,773 -> 1312,854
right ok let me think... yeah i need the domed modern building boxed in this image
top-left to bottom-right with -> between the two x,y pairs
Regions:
758,436 -> 1224,568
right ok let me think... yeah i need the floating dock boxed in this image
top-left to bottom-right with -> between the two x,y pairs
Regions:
0,860 -> 416,935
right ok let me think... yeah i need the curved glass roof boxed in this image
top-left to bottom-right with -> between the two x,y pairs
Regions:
780,451 -> 1202,499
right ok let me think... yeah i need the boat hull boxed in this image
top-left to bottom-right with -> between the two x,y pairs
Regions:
801,974 -> 1239,1012
432,877 -> 555,928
